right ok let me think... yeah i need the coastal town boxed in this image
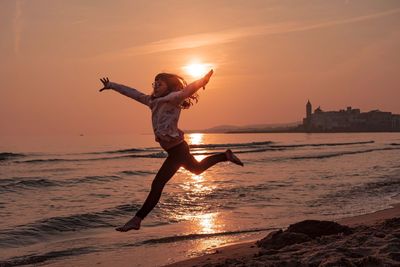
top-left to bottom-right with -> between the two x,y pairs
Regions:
302,100 -> 400,132
201,101 -> 400,133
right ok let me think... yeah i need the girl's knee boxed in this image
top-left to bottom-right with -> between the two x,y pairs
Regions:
185,166 -> 202,175
192,168 -> 203,175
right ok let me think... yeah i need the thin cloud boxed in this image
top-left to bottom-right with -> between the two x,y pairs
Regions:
282,7 -> 400,33
13,0 -> 22,57
99,8 -> 400,59
71,19 -> 89,25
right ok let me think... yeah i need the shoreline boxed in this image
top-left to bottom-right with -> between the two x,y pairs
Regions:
166,203 -> 400,267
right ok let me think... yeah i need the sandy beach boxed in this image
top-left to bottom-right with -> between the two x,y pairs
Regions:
167,204 -> 400,267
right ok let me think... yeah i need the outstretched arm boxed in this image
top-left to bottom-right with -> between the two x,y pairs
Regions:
180,70 -> 214,99
99,77 -> 151,106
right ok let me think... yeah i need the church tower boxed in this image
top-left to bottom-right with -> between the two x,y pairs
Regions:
306,100 -> 312,119
303,100 -> 312,131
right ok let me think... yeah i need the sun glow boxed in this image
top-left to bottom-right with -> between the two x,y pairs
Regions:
183,62 -> 214,78
188,133 -> 206,161
188,133 -> 204,145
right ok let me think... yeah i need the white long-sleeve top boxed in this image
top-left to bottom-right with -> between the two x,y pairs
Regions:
108,82 -> 187,150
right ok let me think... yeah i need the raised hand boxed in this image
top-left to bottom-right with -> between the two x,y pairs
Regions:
99,77 -> 110,92
202,69 -> 214,90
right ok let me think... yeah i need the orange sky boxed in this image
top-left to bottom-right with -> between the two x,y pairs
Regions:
1,0 -> 400,136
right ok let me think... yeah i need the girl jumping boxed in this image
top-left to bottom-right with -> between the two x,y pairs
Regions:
99,70 -> 243,231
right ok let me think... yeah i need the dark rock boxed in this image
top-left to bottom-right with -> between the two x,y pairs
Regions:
382,217 -> 400,228
257,220 -> 353,251
356,256 -> 383,266
287,220 -> 353,238
388,252 -> 400,261
256,230 -> 311,250
319,256 -> 357,267
374,232 -> 386,238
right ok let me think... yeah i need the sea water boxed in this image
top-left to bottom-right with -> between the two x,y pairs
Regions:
1,133 -> 400,266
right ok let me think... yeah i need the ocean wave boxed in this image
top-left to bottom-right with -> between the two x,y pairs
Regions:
190,147 -> 283,157
0,152 -> 25,161
0,246 -> 94,267
344,178 -> 400,198
15,156 -> 121,164
0,175 -> 122,194
15,151 -> 168,164
58,141 -> 275,157
189,141 -> 273,149
270,140 -> 374,149
119,170 -> 156,176
124,152 -> 167,158
0,178 -> 59,193
309,175 -> 400,209
30,167 -> 76,173
102,140 -> 373,155
189,141 -> 375,157
10,140 -> 378,164
285,147 -> 400,161
206,182 -> 291,199
138,227 -> 276,245
16,158 -> 76,163
72,175 -> 120,184
0,203 -> 140,248
166,140 -> 376,157
91,147 -> 151,154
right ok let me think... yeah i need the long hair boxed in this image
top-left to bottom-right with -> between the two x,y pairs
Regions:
154,73 -> 199,109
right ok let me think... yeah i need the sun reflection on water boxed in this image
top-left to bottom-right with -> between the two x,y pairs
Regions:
197,213 -> 217,234
180,172 -> 216,198
186,212 -> 232,254
177,133 -> 232,251
188,133 -> 204,145
187,133 -> 207,161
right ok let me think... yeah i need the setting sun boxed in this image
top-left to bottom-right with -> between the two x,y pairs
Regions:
2,1 -> 400,266
183,62 -> 213,78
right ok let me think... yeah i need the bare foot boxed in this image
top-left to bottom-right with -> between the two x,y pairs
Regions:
116,216 -> 142,232
226,149 -> 244,166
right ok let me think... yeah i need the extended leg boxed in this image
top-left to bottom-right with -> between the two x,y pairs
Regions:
183,152 -> 228,175
135,156 -> 180,219
116,156 -> 180,232
183,144 -> 244,174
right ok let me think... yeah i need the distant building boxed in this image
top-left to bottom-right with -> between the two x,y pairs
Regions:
302,101 -> 400,132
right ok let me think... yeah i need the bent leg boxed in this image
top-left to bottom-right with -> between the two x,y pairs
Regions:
135,156 -> 180,219
183,152 -> 227,175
